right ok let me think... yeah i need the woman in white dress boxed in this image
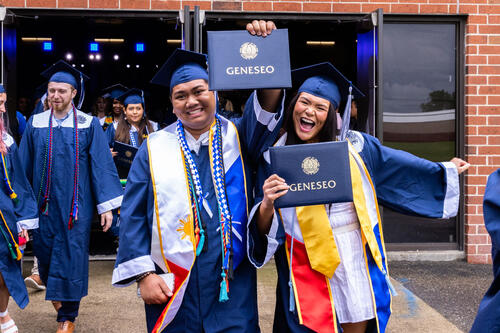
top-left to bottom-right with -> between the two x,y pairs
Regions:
248,62 -> 469,333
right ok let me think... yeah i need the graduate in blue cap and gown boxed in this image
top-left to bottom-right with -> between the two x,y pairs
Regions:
112,21 -> 285,333
18,60 -> 123,333
470,169 -> 500,333
0,84 -> 39,333
105,88 -> 157,157
247,62 -> 470,333
101,84 -> 128,131
105,88 -> 157,237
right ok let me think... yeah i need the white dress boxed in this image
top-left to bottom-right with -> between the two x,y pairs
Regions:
327,202 -> 375,323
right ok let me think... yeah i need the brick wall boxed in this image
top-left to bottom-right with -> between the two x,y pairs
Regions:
1,0 -> 499,263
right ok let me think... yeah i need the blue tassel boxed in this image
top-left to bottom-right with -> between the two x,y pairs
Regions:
222,252 -> 229,270
219,272 -> 229,302
196,229 -> 205,256
288,281 -> 295,312
383,269 -> 398,296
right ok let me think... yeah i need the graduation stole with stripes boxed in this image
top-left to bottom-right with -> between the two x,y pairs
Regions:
283,142 -> 391,333
38,105 -> 80,229
176,114 -> 233,302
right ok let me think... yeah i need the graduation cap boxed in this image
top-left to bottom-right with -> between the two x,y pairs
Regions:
117,88 -> 144,106
292,62 -> 365,140
41,60 -> 90,109
0,84 -> 5,94
101,84 -> 129,100
151,48 -> 208,92
292,62 -> 364,110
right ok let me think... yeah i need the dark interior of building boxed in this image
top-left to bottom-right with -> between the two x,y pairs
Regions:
7,10 -> 377,254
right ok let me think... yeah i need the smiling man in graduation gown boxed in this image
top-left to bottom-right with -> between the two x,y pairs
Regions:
19,60 -> 123,333
112,25 -> 285,332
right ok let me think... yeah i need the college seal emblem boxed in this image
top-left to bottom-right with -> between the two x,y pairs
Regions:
302,157 -> 320,175
240,42 -> 258,60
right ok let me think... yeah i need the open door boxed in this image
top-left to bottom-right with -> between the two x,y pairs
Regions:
356,9 -> 383,138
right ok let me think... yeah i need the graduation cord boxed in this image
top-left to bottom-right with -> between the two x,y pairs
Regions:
68,104 -> 80,229
1,153 -> 19,204
0,208 -> 22,260
176,121 -> 206,257
184,154 -> 206,256
39,110 -> 54,215
211,114 -> 233,302
39,105 -> 80,230
176,114 -> 233,302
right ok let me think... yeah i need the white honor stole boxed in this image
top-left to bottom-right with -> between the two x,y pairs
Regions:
147,117 -> 248,332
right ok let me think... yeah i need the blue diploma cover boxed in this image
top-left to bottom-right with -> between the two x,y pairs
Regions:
207,29 -> 291,90
270,141 -> 353,208
113,141 -> 138,176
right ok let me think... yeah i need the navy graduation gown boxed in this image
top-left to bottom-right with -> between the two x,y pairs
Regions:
19,109 -> 123,301
249,130 -> 460,333
470,169 -> 500,333
0,134 -> 38,309
113,91 -> 283,332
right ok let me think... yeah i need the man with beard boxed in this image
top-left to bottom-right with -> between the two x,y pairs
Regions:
19,60 -> 123,333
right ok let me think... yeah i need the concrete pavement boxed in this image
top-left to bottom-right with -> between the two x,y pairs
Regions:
7,260 -> 479,332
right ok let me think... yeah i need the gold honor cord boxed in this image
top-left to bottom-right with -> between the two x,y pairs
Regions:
296,205 -> 339,278
1,154 -> 18,202
0,209 -> 22,261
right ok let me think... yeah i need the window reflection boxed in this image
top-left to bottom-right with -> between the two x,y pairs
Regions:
383,23 -> 456,162
382,23 -> 457,245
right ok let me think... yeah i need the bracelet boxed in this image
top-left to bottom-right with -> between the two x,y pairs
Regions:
136,271 -> 155,283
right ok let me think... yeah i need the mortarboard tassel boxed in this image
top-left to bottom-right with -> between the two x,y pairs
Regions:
0,209 -> 22,261
288,281 -> 296,312
14,243 -> 22,261
218,271 -> 229,302
7,242 -> 17,260
201,223 -> 208,253
196,228 -> 205,256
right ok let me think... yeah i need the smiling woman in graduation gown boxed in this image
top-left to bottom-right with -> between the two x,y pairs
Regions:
248,62 -> 470,333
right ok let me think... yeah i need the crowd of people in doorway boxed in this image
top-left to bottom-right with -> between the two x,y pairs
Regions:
2,19 -> 499,333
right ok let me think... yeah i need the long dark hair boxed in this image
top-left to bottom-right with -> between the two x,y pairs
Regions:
282,92 -> 338,145
115,108 -> 154,145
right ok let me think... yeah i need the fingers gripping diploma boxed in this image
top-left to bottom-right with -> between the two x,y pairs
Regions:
257,174 -> 289,236
139,274 -> 173,304
246,20 -> 277,37
262,174 -> 289,210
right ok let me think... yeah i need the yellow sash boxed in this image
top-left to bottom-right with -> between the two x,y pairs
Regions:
295,144 -> 383,278
296,205 -> 339,278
